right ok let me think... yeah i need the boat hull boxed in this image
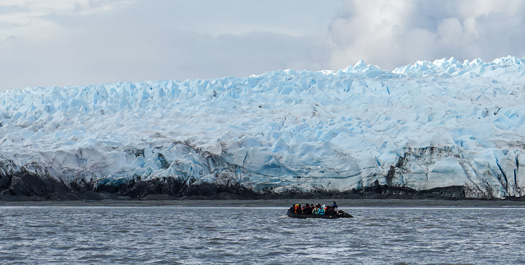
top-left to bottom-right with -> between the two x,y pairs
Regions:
286,209 -> 353,219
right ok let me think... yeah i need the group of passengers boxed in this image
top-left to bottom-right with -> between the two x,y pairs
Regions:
289,201 -> 339,216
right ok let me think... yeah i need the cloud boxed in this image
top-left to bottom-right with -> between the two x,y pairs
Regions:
0,0 -> 133,90
0,0 -> 130,15
0,0 -> 337,90
1,0 -> 525,91
327,0 -> 525,70
0,0 -> 131,44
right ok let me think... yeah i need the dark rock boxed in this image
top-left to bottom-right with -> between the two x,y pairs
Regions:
0,168 -> 506,201
0,169 -> 70,199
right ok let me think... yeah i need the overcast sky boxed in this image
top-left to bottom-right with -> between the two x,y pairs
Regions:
1,0 -> 525,91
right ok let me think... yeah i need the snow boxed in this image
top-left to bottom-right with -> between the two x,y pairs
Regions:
1,56 -> 525,198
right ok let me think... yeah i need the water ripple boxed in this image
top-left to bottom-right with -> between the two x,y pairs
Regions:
0,206 -> 525,264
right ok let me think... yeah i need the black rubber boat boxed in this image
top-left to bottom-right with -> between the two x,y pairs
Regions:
286,209 -> 353,219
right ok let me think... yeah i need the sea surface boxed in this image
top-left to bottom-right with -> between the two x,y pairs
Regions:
1,200 -> 525,264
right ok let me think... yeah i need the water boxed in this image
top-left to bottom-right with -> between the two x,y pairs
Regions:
1,202 -> 525,264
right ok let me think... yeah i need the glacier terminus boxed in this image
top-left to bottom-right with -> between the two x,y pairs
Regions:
1,56 -> 525,200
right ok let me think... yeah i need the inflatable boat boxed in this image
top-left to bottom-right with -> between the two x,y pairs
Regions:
286,209 -> 353,219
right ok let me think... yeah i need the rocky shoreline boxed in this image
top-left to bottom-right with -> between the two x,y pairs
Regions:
1,169 -> 523,201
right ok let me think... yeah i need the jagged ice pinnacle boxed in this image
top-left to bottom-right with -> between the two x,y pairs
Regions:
1,56 -> 525,199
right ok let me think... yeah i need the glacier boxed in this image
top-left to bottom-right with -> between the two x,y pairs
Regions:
1,56 -> 525,200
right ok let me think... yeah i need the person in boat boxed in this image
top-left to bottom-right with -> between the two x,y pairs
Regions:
332,201 -> 338,210
304,203 -> 311,215
312,204 -> 319,215
326,206 -> 336,216
294,204 -> 302,214
318,204 -> 326,215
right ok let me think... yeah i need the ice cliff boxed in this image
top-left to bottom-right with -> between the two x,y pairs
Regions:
1,56 -> 525,199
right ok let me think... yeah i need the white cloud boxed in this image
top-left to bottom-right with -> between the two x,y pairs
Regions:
0,0 -> 131,41
327,0 -> 525,70
0,0 -> 131,14
0,0 -> 337,91
1,0 -> 525,91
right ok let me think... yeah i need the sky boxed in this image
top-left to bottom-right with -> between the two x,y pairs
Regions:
1,0 -> 525,91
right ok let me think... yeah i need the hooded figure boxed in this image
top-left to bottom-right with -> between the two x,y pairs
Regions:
319,204 -> 326,215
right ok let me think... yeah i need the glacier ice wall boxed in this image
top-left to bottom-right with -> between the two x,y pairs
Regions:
1,56 -> 525,199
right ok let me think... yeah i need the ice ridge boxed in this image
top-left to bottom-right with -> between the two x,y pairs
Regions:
1,56 -> 525,199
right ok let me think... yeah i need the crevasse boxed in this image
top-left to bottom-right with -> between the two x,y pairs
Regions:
1,56 -> 525,198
